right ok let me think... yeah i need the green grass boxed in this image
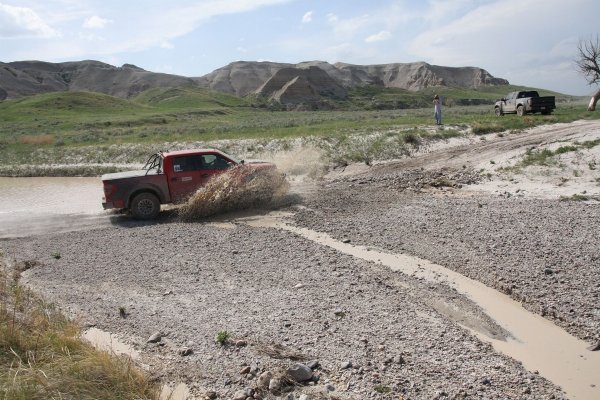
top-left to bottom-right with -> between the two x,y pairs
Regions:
559,193 -> 591,201
516,139 -> 600,168
0,86 -> 597,176
0,256 -> 159,399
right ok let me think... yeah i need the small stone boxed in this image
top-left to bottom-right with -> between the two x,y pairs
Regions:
544,268 -> 553,275
147,332 -> 162,343
342,238 -> 351,243
307,360 -> 320,370
287,363 -> 313,382
232,390 -> 247,400
178,347 -> 193,356
205,391 -> 217,399
294,283 -> 305,289
340,361 -> 352,369
269,378 -> 282,392
240,366 -> 251,375
235,339 -> 248,347
587,342 -> 600,351
325,383 -> 336,392
257,371 -> 273,388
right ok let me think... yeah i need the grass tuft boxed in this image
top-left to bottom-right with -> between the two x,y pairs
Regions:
0,256 -> 159,399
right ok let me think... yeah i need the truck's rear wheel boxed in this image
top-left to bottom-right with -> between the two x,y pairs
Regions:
130,192 -> 160,220
517,105 -> 525,116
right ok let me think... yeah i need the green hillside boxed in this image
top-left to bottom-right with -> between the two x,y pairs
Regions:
0,85 -> 593,157
133,86 -> 251,109
0,91 -> 148,117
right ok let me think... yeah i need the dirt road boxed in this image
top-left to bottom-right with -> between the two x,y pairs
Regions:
2,120 -> 600,399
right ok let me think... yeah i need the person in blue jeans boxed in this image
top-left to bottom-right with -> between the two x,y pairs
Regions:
433,94 -> 442,125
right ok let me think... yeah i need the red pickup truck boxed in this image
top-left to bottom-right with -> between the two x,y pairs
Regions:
102,149 -> 275,219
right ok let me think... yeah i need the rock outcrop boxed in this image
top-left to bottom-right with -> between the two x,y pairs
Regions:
255,66 -> 347,104
0,60 -> 195,100
193,61 -> 508,106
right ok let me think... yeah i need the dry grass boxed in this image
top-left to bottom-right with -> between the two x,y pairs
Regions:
177,166 -> 289,221
0,255 -> 159,400
17,135 -> 55,145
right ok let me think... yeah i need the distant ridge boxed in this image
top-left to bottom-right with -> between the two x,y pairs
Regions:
0,59 -> 509,105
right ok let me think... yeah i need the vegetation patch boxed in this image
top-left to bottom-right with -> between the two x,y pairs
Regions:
0,256 -> 158,399
515,139 -> 600,169
559,193 -> 591,201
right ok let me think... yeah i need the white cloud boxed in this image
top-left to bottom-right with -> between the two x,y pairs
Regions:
365,30 -> 391,43
0,3 -> 58,38
302,10 -> 312,23
328,13 -> 372,39
83,15 -> 112,29
408,0 -> 597,94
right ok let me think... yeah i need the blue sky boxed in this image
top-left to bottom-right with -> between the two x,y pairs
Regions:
0,0 -> 598,95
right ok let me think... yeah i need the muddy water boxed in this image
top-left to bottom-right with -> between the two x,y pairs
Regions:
243,213 -> 600,400
0,177 -> 110,238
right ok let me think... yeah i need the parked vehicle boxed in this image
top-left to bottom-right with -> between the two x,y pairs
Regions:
102,149 -> 276,219
494,91 -> 555,116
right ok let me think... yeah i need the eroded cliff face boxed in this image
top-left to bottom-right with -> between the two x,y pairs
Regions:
1,59 -> 508,103
0,60 -> 195,100
255,66 -> 348,104
196,60 -> 508,96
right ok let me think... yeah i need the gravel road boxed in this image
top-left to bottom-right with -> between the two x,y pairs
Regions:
2,120 -> 600,400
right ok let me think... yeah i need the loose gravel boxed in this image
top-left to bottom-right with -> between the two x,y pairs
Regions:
2,218 -> 566,399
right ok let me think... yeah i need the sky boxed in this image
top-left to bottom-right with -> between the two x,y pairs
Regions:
0,0 -> 598,96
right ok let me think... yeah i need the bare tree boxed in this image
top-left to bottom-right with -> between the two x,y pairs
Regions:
576,35 -> 600,111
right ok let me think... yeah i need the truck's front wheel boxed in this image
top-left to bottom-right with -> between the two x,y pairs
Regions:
130,192 -> 160,220
495,107 -> 503,117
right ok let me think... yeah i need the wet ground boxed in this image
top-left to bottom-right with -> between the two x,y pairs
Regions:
0,177 -> 140,238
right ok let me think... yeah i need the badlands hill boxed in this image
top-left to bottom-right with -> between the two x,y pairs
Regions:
0,59 -> 509,104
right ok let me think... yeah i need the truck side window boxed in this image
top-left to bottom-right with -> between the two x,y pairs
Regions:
173,156 -> 203,172
200,155 -> 232,170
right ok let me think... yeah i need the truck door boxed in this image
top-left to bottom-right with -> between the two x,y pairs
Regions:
504,92 -> 516,112
168,153 -> 236,201
168,155 -> 205,201
197,153 -> 236,185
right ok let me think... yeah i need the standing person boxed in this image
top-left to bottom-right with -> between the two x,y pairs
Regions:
433,94 -> 442,125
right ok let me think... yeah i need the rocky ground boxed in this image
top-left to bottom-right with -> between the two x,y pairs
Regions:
2,120 -> 600,399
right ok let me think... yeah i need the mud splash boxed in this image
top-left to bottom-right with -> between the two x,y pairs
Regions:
242,212 -> 600,400
177,166 -> 290,221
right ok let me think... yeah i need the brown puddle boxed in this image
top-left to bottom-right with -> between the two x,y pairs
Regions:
242,212 -> 600,400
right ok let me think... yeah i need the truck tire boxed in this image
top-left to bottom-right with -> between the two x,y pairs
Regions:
495,107 -> 504,117
130,192 -> 160,220
517,105 -> 525,116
